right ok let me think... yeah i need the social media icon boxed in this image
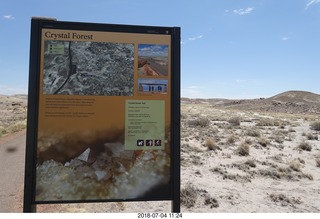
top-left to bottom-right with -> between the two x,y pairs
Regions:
137,140 -> 144,146
155,140 -> 162,146
146,140 -> 153,146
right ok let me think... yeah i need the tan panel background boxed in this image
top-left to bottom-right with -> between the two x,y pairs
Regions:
38,29 -> 171,135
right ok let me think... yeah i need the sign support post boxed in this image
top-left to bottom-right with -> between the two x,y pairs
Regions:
171,27 -> 181,213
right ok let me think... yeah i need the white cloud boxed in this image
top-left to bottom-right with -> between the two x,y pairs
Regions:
0,85 -> 27,95
181,85 -> 209,98
306,0 -> 320,9
281,36 -> 289,41
138,44 -> 168,57
188,35 -> 203,41
235,79 -> 247,84
181,35 -> 203,44
232,7 -> 254,15
3,15 -> 15,20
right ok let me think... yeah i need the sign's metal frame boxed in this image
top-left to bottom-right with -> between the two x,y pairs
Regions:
23,17 -> 180,213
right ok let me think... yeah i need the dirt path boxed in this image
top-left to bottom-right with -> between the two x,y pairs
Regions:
0,130 -> 26,212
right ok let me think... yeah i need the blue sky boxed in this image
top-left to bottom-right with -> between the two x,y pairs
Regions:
1,0 -> 320,98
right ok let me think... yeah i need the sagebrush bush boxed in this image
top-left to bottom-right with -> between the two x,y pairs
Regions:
289,159 -> 301,172
258,137 -> 269,147
181,184 -> 198,208
245,159 -> 256,168
188,117 -> 210,127
245,129 -> 261,137
228,116 -> 241,126
204,194 -> 219,208
307,133 -> 318,140
316,153 -> 320,168
256,118 -> 279,126
237,142 -> 250,156
205,138 -> 219,151
256,118 -> 289,127
316,158 -> 320,167
227,135 -> 236,144
310,121 -> 320,131
298,142 -> 312,151
8,120 -> 27,133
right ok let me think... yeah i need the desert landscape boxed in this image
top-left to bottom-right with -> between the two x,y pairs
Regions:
179,90 -> 320,212
138,57 -> 168,77
137,44 -> 169,77
0,90 -> 320,213
0,94 -> 27,138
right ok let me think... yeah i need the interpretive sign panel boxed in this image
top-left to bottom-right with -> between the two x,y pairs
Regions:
24,18 -> 180,212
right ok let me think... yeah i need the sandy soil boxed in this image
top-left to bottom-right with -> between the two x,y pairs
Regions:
179,102 -> 320,213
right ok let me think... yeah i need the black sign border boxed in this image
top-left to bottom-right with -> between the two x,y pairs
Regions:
23,18 -> 180,212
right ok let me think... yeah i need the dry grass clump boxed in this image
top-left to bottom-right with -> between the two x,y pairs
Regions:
256,118 -> 290,127
228,116 -> 241,126
256,118 -> 280,126
316,153 -> 320,168
237,142 -> 250,156
9,120 -> 27,133
244,159 -> 256,168
0,120 -> 26,137
269,193 -> 302,207
0,126 -> 4,138
288,127 -> 296,132
307,133 -> 318,140
258,137 -> 270,147
298,141 -> 312,151
271,131 -> 285,144
289,159 -> 301,172
181,113 -> 188,120
245,129 -> 261,137
244,138 -> 253,145
204,194 -> 219,208
227,135 -> 236,144
181,184 -> 198,208
316,158 -> 320,168
310,121 -> 320,131
205,138 -> 220,151
188,117 -> 210,127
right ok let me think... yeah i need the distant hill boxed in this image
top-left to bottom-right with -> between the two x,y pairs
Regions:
268,90 -> 320,105
182,90 -> 320,115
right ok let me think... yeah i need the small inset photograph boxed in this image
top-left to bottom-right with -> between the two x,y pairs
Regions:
138,78 -> 168,95
138,44 -> 168,76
